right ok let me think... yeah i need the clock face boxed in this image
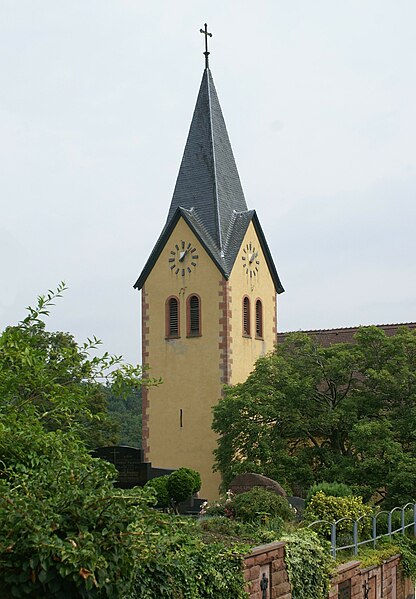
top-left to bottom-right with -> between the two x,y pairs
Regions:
242,242 -> 260,277
168,240 -> 199,276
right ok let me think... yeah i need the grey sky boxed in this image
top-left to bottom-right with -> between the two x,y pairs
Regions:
1,1 -> 415,366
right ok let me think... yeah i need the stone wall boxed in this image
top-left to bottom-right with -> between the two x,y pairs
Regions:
243,542 -> 415,599
243,542 -> 290,599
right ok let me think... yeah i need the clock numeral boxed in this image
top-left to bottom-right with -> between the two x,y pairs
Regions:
256,260 -> 259,265
182,268 -> 185,276
245,269 -> 248,274
243,248 -> 246,253
168,258 -> 175,262
191,248 -> 196,253
253,271 -> 256,276
192,255 -> 198,259
181,240 -> 185,249
242,256 -> 246,261
175,244 -> 179,251
250,271 -> 252,278
187,242 -> 192,249
255,266 -> 258,272
170,251 -> 176,256
175,268 -> 179,275
170,265 -> 176,270
187,267 -> 191,273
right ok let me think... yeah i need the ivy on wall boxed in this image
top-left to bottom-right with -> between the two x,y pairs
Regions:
283,529 -> 333,599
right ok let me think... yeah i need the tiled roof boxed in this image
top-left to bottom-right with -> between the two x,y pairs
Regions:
277,322 -> 416,347
134,67 -> 284,293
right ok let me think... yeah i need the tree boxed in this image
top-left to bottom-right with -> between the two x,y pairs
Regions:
212,327 -> 416,504
0,285 -> 160,597
106,387 -> 142,447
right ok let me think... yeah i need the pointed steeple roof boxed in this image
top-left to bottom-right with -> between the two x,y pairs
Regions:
167,68 -> 247,254
134,67 -> 284,294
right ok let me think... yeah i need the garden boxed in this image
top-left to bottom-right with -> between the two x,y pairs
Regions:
2,286 -> 416,598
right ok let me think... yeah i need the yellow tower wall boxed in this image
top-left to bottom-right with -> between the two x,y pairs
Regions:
142,217 -> 224,499
228,221 -> 277,385
142,218 -> 278,500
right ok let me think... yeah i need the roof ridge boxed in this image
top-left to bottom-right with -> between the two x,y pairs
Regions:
279,322 -> 416,334
206,69 -> 223,255
180,206 -> 221,254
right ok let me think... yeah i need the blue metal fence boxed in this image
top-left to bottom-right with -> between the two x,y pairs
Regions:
307,502 -> 416,558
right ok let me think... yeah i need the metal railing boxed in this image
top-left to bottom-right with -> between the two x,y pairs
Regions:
308,502 -> 416,558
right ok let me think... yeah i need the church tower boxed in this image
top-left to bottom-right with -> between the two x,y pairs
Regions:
134,28 -> 284,499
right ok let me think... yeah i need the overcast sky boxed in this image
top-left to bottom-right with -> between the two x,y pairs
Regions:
1,1 -> 415,365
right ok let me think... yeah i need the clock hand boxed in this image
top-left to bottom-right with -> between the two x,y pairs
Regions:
179,249 -> 188,262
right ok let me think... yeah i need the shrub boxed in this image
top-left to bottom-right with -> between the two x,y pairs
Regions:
166,467 -> 198,505
305,482 -> 353,506
199,515 -> 283,544
203,496 -> 236,519
188,468 -> 202,494
304,491 -> 373,537
144,475 -> 170,509
231,487 -> 295,523
283,528 -> 333,599
131,517 -> 249,598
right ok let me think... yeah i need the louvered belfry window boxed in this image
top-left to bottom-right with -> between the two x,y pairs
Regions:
255,299 -> 263,338
188,295 -> 200,336
167,297 -> 179,337
243,296 -> 250,336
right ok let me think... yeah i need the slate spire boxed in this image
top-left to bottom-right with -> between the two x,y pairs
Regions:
134,65 -> 284,294
166,67 -> 248,256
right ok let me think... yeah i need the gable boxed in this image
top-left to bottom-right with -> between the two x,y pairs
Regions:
134,207 -> 284,293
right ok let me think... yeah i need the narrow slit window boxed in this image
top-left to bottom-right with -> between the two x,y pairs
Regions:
255,299 -> 263,338
243,296 -> 250,336
166,297 -> 179,338
188,294 -> 201,336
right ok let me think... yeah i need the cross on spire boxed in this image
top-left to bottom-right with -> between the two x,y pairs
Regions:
200,23 -> 212,69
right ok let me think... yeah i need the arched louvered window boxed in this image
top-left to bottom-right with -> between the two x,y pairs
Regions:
255,299 -> 263,338
187,294 -> 201,336
243,296 -> 251,336
166,296 -> 180,338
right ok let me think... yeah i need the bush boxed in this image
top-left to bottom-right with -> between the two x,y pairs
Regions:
188,468 -> 202,494
283,528 -> 333,599
304,491 -> 373,537
166,467 -> 198,505
231,487 -> 295,523
131,517 -> 249,598
0,429 -> 157,599
145,475 -> 170,509
199,515 -> 284,544
305,482 -> 353,506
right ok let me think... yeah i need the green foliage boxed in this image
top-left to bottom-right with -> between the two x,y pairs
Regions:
189,468 -> 202,494
0,423 -> 161,598
129,517 -> 249,599
199,515 -> 283,545
167,468 -> 200,505
213,326 -> 416,506
283,528 -> 333,599
0,286 -> 161,598
305,482 -> 353,506
231,487 -> 295,523
394,536 -> 416,582
144,476 -> 170,509
352,540 -> 401,569
304,491 -> 373,537
106,388 -> 142,448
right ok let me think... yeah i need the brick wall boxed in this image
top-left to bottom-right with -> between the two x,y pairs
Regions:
243,542 -> 415,599
243,542 -> 290,599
